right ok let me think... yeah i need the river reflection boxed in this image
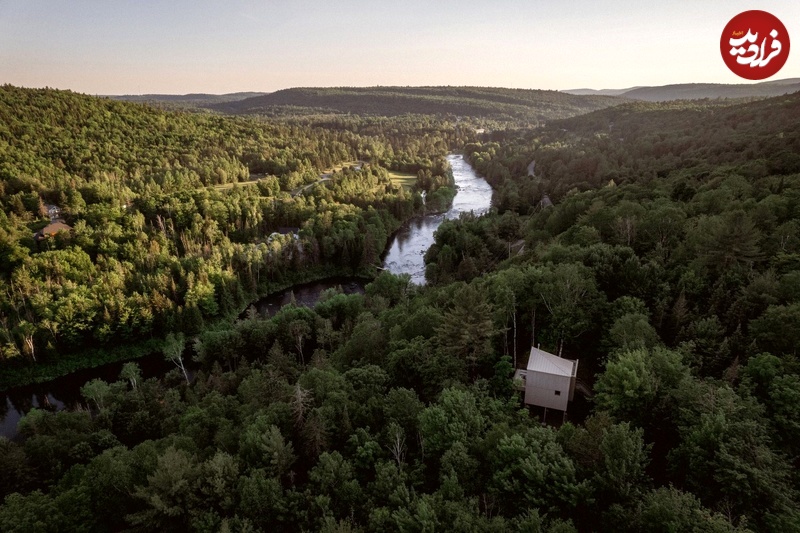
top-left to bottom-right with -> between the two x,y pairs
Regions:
251,278 -> 366,317
382,154 -> 492,284
0,355 -> 176,440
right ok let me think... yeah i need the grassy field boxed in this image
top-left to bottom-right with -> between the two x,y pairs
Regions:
327,160 -> 361,173
213,174 -> 266,191
212,161 -> 363,192
387,170 -> 416,190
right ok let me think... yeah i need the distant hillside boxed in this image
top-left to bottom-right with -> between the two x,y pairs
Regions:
563,78 -> 800,101
209,86 -> 623,123
563,87 -> 641,96
623,80 -> 800,101
550,92 -> 800,151
465,91 -> 800,210
109,92 -> 268,109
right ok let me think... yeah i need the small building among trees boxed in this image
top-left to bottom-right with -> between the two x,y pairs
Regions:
44,203 -> 62,220
514,346 -> 578,412
34,220 -> 72,241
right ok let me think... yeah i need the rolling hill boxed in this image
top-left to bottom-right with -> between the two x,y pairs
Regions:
207,86 -> 623,122
563,78 -> 800,101
561,87 -> 642,96
109,92 -> 268,109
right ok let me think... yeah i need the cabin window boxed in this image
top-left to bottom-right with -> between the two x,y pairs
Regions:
554,390 -> 561,396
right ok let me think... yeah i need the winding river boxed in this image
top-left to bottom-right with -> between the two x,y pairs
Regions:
382,154 -> 492,284
0,154 -> 490,440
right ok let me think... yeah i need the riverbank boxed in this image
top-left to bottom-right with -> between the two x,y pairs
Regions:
378,195 -> 456,265
0,272 -> 374,439
0,265 -> 376,392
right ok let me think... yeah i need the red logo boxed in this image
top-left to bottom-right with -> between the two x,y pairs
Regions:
721,10 -> 790,80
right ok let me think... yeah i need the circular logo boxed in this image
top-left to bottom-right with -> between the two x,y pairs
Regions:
721,10 -> 790,80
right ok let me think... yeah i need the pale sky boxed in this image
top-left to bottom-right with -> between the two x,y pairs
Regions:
1,0 -> 798,94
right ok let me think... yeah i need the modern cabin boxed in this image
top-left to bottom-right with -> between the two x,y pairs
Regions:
514,346 -> 578,412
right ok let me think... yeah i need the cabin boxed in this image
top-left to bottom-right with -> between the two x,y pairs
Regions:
514,346 -> 578,412
267,226 -> 300,244
44,204 -> 61,220
34,221 -> 72,241
277,226 -> 300,236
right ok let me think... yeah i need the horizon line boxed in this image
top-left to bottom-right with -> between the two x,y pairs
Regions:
5,78 -> 799,98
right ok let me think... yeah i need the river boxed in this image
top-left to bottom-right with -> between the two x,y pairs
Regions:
382,153 -> 492,284
0,355 -> 178,440
250,277 -> 366,317
0,154 -> 490,440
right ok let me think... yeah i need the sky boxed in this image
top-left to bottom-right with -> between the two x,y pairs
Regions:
1,0 -> 798,94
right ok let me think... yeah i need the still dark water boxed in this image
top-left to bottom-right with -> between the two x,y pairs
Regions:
0,278 -> 365,440
0,356 -> 176,440
382,154 -> 492,284
250,278 -> 366,317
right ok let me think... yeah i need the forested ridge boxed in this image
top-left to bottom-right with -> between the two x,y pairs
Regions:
563,77 -> 800,101
108,92 -> 269,110
465,94 -> 800,208
1,87 -> 800,531
209,86 -> 622,123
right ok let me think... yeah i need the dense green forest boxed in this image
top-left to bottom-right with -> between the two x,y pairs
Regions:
419,93 -> 800,528
2,86 -> 800,532
0,85 -> 465,385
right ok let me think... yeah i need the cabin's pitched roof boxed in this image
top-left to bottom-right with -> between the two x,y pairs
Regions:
527,347 -> 577,377
35,221 -> 72,239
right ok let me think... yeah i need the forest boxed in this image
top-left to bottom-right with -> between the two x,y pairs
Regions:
0,85 -> 465,386
1,85 -> 800,532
